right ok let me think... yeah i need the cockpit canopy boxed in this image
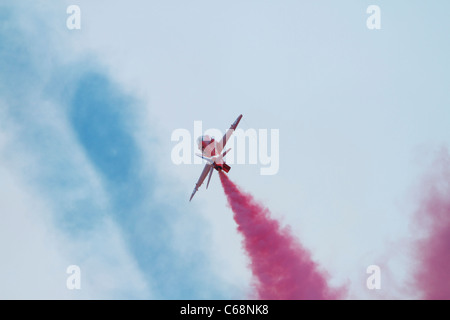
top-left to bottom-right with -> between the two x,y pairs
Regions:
197,135 -> 214,151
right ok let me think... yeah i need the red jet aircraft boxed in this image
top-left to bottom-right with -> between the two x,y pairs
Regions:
189,114 -> 243,201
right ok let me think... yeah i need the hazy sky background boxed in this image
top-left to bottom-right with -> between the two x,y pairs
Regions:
1,1 -> 449,299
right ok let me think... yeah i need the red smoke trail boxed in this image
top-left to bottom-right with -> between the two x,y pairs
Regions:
219,172 -> 345,299
413,148 -> 450,299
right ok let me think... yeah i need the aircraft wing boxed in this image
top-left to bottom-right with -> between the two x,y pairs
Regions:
216,114 -> 243,155
189,163 -> 214,201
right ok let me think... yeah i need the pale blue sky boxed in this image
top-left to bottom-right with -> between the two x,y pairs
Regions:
1,1 -> 449,299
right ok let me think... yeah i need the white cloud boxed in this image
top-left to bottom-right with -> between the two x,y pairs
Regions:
0,100 -> 152,299
12,0 -> 448,299
0,3 -> 154,298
